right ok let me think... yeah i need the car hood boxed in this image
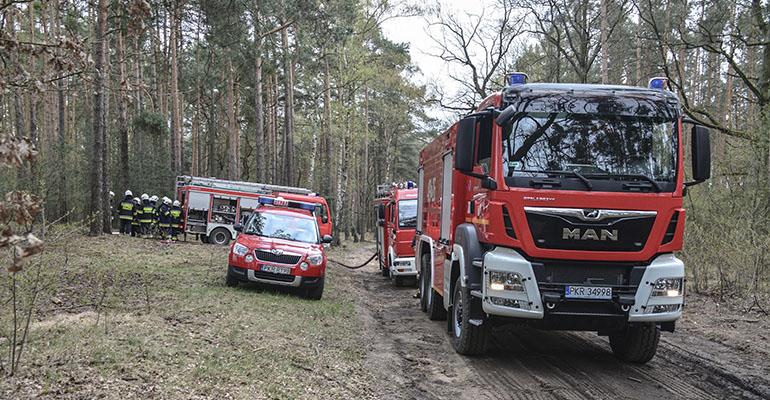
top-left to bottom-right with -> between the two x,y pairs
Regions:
236,234 -> 321,254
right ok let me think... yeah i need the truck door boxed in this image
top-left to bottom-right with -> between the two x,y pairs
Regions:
376,203 -> 386,267
436,152 -> 453,292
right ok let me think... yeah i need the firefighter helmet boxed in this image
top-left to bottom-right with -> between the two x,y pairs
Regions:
134,197 -> 140,204
163,197 -> 171,205
150,195 -> 158,202
173,200 -> 180,207
125,190 -> 133,197
141,193 -> 149,200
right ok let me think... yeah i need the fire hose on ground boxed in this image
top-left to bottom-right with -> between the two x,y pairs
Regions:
328,252 -> 378,269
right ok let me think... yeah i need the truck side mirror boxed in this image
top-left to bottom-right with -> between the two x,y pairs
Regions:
455,116 -> 477,173
233,223 -> 243,233
377,204 -> 385,220
322,235 -> 333,244
690,125 -> 711,184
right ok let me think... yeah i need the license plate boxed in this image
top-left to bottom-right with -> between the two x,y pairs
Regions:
261,265 -> 291,275
565,285 -> 612,300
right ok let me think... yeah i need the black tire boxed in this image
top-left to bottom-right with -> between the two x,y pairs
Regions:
209,228 -> 231,246
450,277 -> 490,355
225,270 -> 239,287
381,262 -> 390,277
304,278 -> 324,300
609,323 -> 660,363
421,254 -> 446,321
419,253 -> 430,312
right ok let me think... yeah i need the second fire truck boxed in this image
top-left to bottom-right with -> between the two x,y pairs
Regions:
375,183 -> 419,286
415,74 -> 711,363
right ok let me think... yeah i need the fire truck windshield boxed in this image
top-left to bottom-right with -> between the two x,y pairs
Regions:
398,200 -> 417,228
243,211 -> 319,243
502,112 -> 677,190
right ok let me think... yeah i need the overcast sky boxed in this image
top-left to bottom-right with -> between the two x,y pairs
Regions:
380,0 -> 503,123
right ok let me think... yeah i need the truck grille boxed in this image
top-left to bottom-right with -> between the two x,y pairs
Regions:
525,208 -> 656,252
254,249 -> 302,265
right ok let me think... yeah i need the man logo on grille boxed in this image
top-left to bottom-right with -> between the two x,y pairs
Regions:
582,209 -> 601,220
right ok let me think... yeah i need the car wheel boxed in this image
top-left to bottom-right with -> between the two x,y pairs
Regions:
225,270 -> 239,287
305,278 -> 324,301
209,228 -> 231,246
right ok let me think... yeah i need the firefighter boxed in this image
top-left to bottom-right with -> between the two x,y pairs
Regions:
170,200 -> 184,241
140,194 -> 155,238
117,190 -> 135,235
148,195 -> 159,238
131,197 -> 141,237
158,197 -> 172,240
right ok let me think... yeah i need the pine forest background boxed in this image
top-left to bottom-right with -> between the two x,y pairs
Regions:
1,0 -> 770,305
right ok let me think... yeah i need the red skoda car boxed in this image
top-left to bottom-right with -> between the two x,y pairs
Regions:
226,197 -> 333,300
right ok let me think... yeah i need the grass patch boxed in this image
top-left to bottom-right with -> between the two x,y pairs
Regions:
1,233 -> 375,399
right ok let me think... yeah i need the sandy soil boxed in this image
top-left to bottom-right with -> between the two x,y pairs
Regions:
329,241 -> 770,400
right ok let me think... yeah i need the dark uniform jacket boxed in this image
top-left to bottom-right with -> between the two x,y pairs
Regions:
118,196 -> 135,220
170,205 -> 184,228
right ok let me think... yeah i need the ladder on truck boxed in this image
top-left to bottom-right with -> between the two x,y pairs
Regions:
176,175 -> 314,196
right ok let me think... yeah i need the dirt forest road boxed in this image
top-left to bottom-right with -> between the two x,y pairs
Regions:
332,242 -> 770,400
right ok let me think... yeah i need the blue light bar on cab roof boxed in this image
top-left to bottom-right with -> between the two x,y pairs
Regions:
506,72 -> 528,86
259,196 -> 317,211
648,77 -> 668,90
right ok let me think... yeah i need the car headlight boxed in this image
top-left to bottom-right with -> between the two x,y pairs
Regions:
232,243 -> 249,257
651,277 -> 683,297
307,254 -> 324,266
488,271 -> 524,292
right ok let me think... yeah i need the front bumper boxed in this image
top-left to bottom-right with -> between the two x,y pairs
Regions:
480,247 -> 684,324
390,257 -> 417,276
228,265 -> 324,288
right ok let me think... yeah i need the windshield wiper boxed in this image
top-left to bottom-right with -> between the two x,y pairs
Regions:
584,173 -> 662,192
517,169 -> 593,191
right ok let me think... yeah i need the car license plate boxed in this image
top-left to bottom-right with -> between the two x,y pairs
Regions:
565,285 -> 612,300
261,265 -> 291,275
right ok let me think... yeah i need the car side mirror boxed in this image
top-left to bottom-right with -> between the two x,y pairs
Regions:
455,116 -> 477,173
687,125 -> 711,185
322,235 -> 333,244
233,223 -> 243,233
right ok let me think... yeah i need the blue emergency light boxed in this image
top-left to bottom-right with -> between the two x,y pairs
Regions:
506,72 -> 528,86
258,196 -> 317,211
648,77 -> 668,90
406,181 -> 415,189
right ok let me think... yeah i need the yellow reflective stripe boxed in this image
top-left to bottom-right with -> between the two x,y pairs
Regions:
119,215 -> 133,220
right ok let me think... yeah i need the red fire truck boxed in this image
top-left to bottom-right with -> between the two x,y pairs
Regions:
415,74 -> 711,363
375,183 -> 419,286
175,176 -> 331,245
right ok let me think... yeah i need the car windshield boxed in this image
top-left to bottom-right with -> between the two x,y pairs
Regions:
502,112 -> 677,182
398,199 -> 417,228
244,211 -> 319,244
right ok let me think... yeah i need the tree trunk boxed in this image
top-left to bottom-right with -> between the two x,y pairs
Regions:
281,25 -> 295,186
170,1 -> 182,174
600,0 -> 609,84
90,0 -> 109,236
117,27 -> 130,192
323,57 -> 333,196
252,5 -> 265,182
226,60 -> 239,180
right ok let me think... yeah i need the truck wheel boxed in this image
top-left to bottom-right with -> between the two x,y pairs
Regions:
225,270 -> 239,287
450,277 -> 490,355
381,263 -> 389,277
419,253 -> 429,312
209,228 -> 231,246
304,278 -> 324,301
609,323 -> 660,363
420,254 -> 446,321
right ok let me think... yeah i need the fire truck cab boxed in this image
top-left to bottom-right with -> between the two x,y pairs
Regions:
415,74 -> 711,363
375,183 -> 419,286
271,192 -> 332,238
175,176 -> 326,246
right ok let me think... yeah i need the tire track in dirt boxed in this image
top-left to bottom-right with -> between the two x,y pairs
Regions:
331,243 -> 770,400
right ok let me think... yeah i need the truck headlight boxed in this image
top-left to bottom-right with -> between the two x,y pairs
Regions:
651,277 -> 683,297
232,243 -> 249,257
307,254 -> 323,266
488,271 -> 524,292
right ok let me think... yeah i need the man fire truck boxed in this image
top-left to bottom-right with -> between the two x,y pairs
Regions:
227,197 -> 333,300
415,74 -> 711,363
374,182 -> 419,286
175,176 -> 331,246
